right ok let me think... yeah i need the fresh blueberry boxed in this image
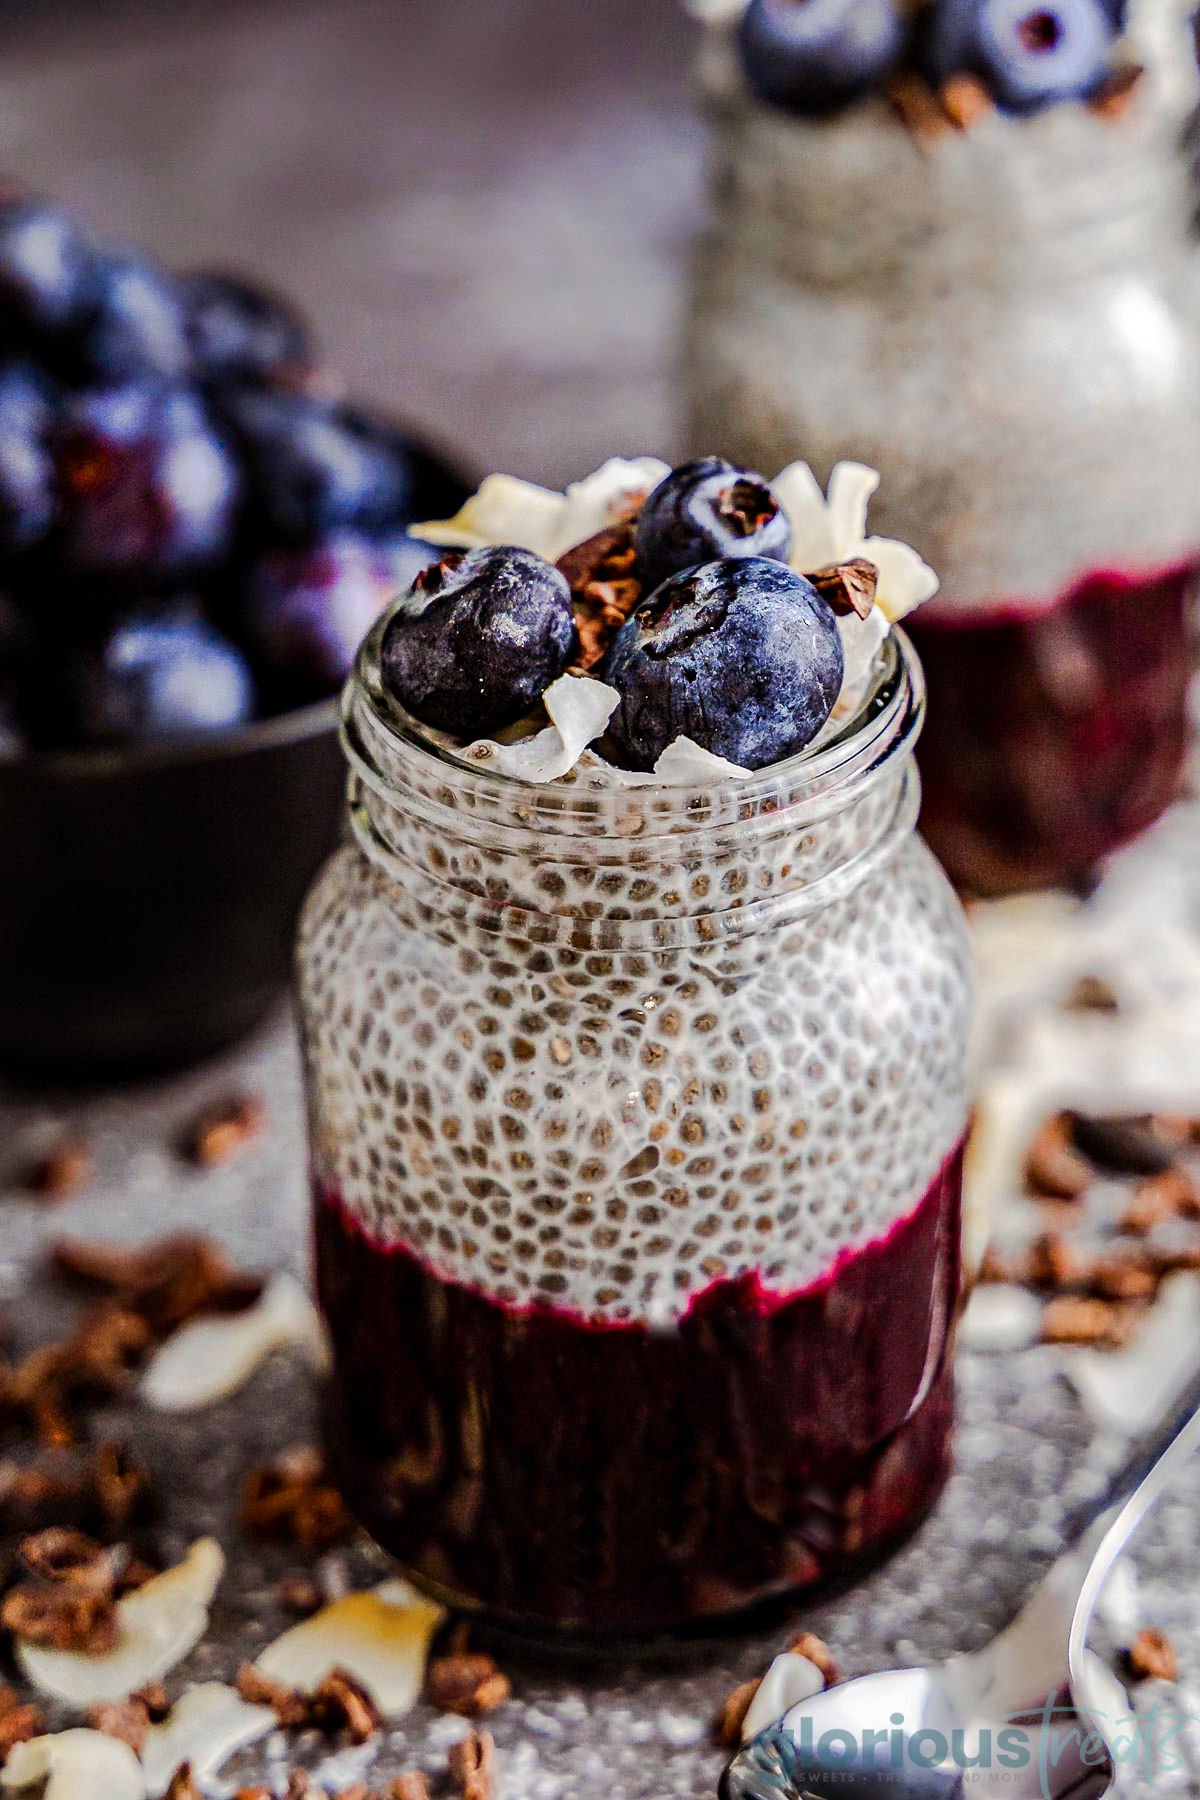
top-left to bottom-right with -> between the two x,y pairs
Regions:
604,557 -> 843,771
0,361 -> 57,554
738,0 -> 907,113
50,383 -> 240,584
0,200 -> 97,340
635,458 -> 793,593
918,0 -> 1115,111
75,253 -> 191,383
84,610 -> 255,744
216,388 -> 411,545
381,545 -> 577,738
179,270 -> 310,385
242,534 -> 400,704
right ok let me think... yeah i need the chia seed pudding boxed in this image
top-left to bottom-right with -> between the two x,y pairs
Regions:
297,457 -> 972,1639
686,2 -> 1200,894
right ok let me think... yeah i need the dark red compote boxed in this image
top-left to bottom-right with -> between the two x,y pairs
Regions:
315,1143 -> 964,1640
910,558 -> 1196,897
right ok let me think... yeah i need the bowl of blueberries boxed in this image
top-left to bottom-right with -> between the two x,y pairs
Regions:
0,194 -> 469,1079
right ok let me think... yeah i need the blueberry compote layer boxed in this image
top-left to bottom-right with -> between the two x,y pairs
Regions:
909,560 -> 1196,897
316,1142 -> 964,1639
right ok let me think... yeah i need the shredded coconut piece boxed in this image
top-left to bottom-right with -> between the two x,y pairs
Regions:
3,1731 -> 145,1800
140,1273 -> 327,1412
254,1578 -> 444,1722
140,1684 -> 275,1797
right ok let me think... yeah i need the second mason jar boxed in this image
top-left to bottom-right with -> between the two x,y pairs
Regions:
298,620 -> 972,1641
688,60 -> 1200,895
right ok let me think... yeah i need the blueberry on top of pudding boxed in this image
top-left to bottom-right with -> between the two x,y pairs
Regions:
605,556 -> 844,771
381,544 -> 578,738
738,0 -> 908,113
634,456 -> 793,590
918,0 -> 1116,112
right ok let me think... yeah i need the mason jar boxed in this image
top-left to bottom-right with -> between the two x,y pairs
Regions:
297,618 -> 972,1641
687,57 -> 1200,895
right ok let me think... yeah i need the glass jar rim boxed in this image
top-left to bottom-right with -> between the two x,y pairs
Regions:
343,612 -> 925,843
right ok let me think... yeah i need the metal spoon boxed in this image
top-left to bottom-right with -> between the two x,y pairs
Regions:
723,1392 -> 1200,1800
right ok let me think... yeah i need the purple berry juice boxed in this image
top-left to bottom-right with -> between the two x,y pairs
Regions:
909,558 -> 1196,895
316,1142 -> 963,1635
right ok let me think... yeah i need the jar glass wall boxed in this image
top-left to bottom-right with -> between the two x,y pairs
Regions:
687,56 -> 1200,895
297,624 -> 972,1642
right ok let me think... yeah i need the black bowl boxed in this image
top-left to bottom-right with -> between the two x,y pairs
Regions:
0,434 -> 473,1082
0,698 -> 345,1080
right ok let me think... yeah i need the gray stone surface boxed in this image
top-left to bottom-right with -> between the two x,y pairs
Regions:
1,1012 -> 1196,1797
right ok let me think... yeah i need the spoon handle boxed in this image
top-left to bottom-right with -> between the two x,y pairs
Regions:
1059,1362 -> 1200,1553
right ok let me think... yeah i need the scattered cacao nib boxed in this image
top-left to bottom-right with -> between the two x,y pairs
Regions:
1121,1169 -> 1199,1237
786,1631 -> 839,1686
808,559 -> 878,621
0,1304 -> 151,1447
23,1139 -> 92,1202
1027,1232 -> 1085,1294
977,1244 -> 1027,1286
236,1662 -> 380,1742
1024,1114 -> 1092,1201
1152,1242 -> 1200,1277
448,1730 -> 497,1800
164,1767 -> 204,1800
557,522 -> 643,675
380,1777 -> 431,1800
52,1233 -> 264,1337
940,73 -> 994,131
1151,1113 -> 1200,1147
277,1573 -> 323,1616
1067,1113 -> 1175,1178
714,1677 -> 760,1747
1063,975 -> 1119,1014
0,1688 -> 45,1759
241,1445 -> 353,1553
1089,63 -> 1144,123
0,1574 -> 117,1654
884,72 -> 954,144
1125,1626 -> 1178,1683
17,1526 -> 119,1593
0,1441 -> 155,1538
1040,1296 -> 1136,1350
184,1093 -> 267,1167
425,1652 -> 512,1717
87,1695 -> 154,1754
1090,1254 -> 1159,1303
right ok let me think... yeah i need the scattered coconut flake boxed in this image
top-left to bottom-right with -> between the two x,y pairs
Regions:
2,1730 -> 145,1800
18,1539 -> 225,1706
140,1273 -> 328,1412
460,675 -> 619,784
1067,1274 -> 1200,1436
740,1651 -> 825,1741
773,460 -> 938,624
960,1284 -> 1043,1354
140,1684 -> 276,1797
826,606 -> 889,728
254,1578 -> 444,1721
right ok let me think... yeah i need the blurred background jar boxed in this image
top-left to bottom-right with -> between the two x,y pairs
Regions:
687,8 -> 1200,896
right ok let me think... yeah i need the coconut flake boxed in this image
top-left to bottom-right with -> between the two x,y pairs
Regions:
18,1539 -> 225,1706
140,1273 -> 328,1412
254,1578 -> 444,1721
774,459 -> 938,624
413,458 -> 669,566
740,1652 -> 826,1741
960,1284 -> 1043,1354
411,474 -> 567,559
140,1684 -> 276,1797
460,675 -> 619,784
2,1732 -> 145,1800
651,736 -> 753,784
